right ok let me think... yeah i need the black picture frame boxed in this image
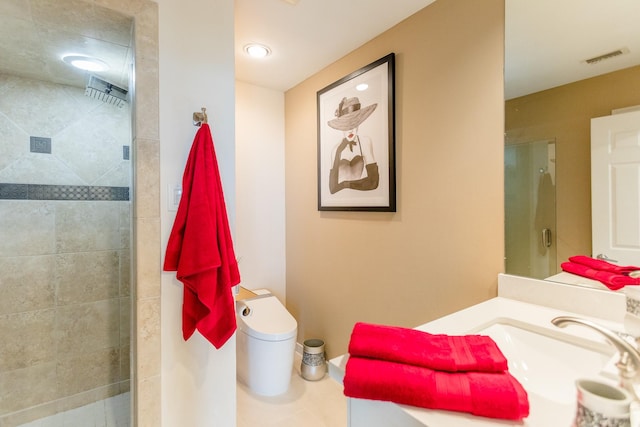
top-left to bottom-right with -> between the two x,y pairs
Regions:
317,53 -> 396,212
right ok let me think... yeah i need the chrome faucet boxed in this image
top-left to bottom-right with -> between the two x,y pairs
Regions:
552,315 -> 640,401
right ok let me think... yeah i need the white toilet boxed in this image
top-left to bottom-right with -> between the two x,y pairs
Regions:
236,291 -> 297,396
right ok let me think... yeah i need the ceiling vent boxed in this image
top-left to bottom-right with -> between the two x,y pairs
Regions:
585,47 -> 630,64
85,75 -> 128,108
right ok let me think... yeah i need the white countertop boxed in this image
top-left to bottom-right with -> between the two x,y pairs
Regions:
329,274 -> 628,426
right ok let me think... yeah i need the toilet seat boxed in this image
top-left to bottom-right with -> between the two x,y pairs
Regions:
237,296 -> 297,342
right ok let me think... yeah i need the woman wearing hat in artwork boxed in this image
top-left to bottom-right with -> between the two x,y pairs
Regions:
328,97 -> 379,194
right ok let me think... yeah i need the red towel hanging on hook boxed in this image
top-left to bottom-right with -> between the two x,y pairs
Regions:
163,123 -> 241,349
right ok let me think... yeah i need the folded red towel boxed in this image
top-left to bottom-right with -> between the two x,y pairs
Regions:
343,356 -> 529,420
561,261 -> 640,290
569,255 -> 640,275
164,124 -> 241,349
348,322 -> 507,372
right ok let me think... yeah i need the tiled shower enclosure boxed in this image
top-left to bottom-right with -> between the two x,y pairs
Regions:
0,74 -> 131,426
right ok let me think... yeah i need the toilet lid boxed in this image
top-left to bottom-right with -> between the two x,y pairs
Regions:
237,296 -> 297,341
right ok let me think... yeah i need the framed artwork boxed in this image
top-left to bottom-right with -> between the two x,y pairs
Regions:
317,53 -> 396,212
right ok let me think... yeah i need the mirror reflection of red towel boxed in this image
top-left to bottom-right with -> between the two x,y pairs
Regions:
568,255 -> 640,275
561,261 -> 640,290
164,124 -> 241,349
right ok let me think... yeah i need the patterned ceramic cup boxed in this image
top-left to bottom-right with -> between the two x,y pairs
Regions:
623,286 -> 640,337
573,379 -> 632,427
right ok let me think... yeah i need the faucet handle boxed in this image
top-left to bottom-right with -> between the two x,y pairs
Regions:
617,352 -> 638,379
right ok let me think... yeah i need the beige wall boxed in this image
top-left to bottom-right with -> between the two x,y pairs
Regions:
505,65 -> 640,269
235,82 -> 287,302
158,0 -> 237,426
284,0 -> 505,358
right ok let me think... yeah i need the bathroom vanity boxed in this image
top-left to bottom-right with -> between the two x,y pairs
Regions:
329,274 -> 627,426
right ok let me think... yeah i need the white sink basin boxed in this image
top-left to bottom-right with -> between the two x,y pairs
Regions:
479,321 -> 614,404
331,296 -> 629,426
475,319 -> 617,425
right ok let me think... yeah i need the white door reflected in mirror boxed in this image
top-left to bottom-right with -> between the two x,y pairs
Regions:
591,109 -> 640,266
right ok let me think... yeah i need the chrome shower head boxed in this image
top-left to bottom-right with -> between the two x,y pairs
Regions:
85,75 -> 128,108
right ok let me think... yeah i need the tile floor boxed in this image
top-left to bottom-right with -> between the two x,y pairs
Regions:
237,353 -> 348,427
16,355 -> 347,427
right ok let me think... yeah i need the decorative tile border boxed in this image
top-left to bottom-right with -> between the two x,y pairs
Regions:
0,183 -> 129,201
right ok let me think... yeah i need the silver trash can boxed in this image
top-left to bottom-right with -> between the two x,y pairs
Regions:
300,338 -> 327,381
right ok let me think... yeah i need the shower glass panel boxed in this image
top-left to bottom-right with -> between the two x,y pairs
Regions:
505,139 -> 557,279
0,4 -> 133,425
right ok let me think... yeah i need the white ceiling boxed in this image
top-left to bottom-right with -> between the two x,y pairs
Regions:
1,0 -> 638,99
234,0 -> 437,91
235,0 -> 640,97
505,0 -> 640,100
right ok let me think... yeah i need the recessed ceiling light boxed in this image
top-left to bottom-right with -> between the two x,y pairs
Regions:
62,54 -> 109,72
356,83 -> 369,91
244,44 -> 271,59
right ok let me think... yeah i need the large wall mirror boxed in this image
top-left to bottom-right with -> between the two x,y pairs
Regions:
504,0 -> 640,283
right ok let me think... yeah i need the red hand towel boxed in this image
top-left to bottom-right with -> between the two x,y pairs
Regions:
348,322 -> 507,372
569,255 -> 640,275
561,261 -> 640,290
163,124 -> 241,349
343,356 -> 529,421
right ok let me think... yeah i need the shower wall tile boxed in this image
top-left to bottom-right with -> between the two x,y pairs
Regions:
0,362 -> 58,414
0,255 -> 55,315
132,61 -> 159,141
32,0 -> 133,53
0,0 -> 144,419
56,347 -> 121,397
120,382 -> 131,395
55,202 -> 122,253
0,201 -> 55,256
130,4 -> 159,427
0,19 -> 46,87
121,344 -> 131,382
136,297 -> 160,380
127,0 -> 158,61
55,300 -> 120,354
120,296 -> 131,348
0,75 -> 86,138
54,103 -> 131,185
0,310 -> 56,371
120,201 -> 132,249
97,161 -> 132,187
0,184 -> 128,201
0,113 -> 27,172
0,153 -> 85,186
0,73 -> 131,187
90,3 -> 134,47
0,71 -> 133,423
0,0 -> 32,20
135,217 -> 160,299
120,249 -> 131,297
133,137 -> 159,219
136,375 -> 160,427
55,251 -> 120,305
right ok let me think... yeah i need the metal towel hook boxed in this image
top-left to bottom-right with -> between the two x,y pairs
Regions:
193,107 -> 208,126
